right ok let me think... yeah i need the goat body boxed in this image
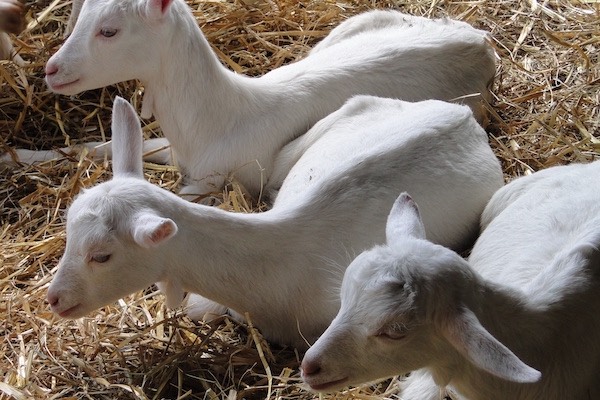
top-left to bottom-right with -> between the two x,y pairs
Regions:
44,0 -> 495,197
302,161 -> 600,398
46,95 -> 502,349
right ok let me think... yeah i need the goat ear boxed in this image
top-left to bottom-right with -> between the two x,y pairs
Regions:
131,211 -> 178,248
111,96 -> 144,179
386,192 -> 426,247
442,307 -> 541,383
144,0 -> 174,20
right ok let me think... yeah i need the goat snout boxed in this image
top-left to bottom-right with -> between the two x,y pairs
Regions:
301,355 -> 349,392
46,290 -> 59,307
46,287 -> 82,318
300,358 -> 321,377
45,61 -> 58,76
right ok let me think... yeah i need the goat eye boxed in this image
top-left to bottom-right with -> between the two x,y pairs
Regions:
91,254 -> 111,263
375,323 -> 408,340
99,28 -> 117,38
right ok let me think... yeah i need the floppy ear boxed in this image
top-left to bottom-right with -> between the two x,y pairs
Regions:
386,193 -> 426,248
144,0 -> 174,20
442,307 -> 541,383
131,211 -> 178,248
111,96 -> 144,179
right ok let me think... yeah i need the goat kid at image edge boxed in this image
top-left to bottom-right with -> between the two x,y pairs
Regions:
302,161 -> 600,399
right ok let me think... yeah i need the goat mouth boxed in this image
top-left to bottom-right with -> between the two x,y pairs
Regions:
57,303 -> 82,318
307,377 -> 348,392
47,78 -> 80,93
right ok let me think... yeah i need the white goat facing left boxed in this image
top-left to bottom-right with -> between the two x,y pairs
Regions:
301,161 -> 600,399
44,0 -> 496,198
46,95 -> 502,349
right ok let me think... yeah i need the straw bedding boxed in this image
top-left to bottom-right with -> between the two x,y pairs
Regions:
0,0 -> 598,399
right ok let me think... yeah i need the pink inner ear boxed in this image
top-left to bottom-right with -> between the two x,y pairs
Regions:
161,0 -> 173,13
151,220 -> 174,244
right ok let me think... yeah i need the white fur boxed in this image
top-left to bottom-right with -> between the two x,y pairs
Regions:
1,138 -> 171,166
44,0 -> 495,197
46,95 -> 502,349
302,161 -> 600,399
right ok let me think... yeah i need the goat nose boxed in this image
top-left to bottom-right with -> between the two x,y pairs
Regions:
47,291 -> 59,307
301,359 -> 321,376
45,62 -> 58,76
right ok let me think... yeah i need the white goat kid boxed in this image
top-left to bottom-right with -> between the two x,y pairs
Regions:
44,0 -> 495,198
46,95 -> 502,348
301,161 -> 600,399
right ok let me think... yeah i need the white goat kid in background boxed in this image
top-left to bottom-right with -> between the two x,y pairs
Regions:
46,95 -> 502,348
44,0 -> 496,198
301,161 -> 600,399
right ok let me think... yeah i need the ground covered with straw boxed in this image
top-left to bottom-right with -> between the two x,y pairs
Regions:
1,0 -> 599,399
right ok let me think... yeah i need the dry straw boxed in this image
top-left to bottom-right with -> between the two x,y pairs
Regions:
1,0 -> 599,399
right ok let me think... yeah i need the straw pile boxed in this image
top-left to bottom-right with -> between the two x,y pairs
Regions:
0,0 -> 598,399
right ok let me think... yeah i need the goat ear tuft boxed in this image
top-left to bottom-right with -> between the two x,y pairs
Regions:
386,192 -> 426,247
442,307 -> 542,383
132,211 -> 178,248
111,96 -> 144,179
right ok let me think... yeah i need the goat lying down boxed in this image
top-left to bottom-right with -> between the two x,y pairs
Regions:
16,0 -> 496,199
302,161 -> 600,399
46,95 -> 502,349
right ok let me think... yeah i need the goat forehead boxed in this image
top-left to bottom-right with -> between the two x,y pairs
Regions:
342,252 -> 405,305
65,210 -> 112,250
345,247 -> 395,282
342,241 -> 459,297
79,0 -> 107,16
83,0 -> 125,11
338,280 -> 414,327
68,186 -> 112,219
345,242 -> 431,285
66,183 -> 135,233
79,0 -> 132,23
